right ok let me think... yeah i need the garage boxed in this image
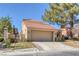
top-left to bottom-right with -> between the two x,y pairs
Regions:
31,30 -> 53,41
22,19 -> 55,41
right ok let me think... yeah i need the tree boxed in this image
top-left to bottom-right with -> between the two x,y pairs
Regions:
0,16 -> 13,37
42,3 -> 79,39
0,16 -> 13,47
42,4 -> 66,26
42,3 -> 79,29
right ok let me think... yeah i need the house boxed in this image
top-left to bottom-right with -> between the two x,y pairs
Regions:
73,24 -> 79,37
22,19 -> 56,41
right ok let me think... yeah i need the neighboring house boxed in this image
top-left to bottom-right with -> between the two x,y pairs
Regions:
22,19 -> 56,41
61,28 -> 67,36
73,24 -> 79,37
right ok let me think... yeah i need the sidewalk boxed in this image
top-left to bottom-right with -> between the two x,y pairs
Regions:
0,47 -> 79,56
0,48 -> 39,56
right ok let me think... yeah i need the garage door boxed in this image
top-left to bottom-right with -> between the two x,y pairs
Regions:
31,30 -> 53,41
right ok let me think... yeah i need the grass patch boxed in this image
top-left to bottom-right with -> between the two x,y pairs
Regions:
10,42 -> 35,49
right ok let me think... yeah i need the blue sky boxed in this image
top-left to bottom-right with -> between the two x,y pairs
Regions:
0,3 -> 59,32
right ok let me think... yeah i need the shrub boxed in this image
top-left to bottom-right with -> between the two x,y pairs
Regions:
73,37 -> 79,41
0,37 -> 4,42
27,39 -> 32,42
9,37 -> 15,43
3,39 -> 11,48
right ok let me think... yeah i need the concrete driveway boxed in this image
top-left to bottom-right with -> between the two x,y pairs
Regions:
33,42 -> 75,51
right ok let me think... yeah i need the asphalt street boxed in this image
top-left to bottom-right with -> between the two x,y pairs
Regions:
13,49 -> 79,56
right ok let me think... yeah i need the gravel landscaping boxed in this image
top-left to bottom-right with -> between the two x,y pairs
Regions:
64,40 -> 79,48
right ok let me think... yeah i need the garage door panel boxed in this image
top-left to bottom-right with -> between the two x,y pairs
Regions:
31,30 -> 52,41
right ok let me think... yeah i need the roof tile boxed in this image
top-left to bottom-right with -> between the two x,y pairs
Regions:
23,19 -> 55,30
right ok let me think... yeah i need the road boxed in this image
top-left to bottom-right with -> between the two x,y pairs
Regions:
14,49 -> 79,56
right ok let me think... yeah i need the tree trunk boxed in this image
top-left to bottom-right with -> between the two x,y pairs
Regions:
70,15 -> 74,39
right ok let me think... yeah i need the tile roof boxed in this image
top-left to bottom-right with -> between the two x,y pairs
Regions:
22,19 -> 55,31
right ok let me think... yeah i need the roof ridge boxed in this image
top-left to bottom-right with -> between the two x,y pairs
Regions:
22,19 -> 54,28
23,19 -> 46,25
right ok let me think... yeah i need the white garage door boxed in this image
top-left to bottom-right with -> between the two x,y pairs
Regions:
31,30 -> 53,41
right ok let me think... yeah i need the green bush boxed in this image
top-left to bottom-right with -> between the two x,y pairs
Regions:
27,39 -> 32,42
0,37 -> 4,42
3,39 -> 11,48
9,34 -> 16,43
9,38 -> 15,43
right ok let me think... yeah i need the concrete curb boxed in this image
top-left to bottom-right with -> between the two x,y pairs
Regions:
0,48 -> 79,56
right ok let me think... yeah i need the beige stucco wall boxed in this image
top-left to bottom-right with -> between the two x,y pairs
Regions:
22,25 -> 54,41
22,23 -> 28,40
61,28 -> 67,36
22,21 -> 54,41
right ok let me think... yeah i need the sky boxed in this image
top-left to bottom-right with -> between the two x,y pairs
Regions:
0,3 -> 60,32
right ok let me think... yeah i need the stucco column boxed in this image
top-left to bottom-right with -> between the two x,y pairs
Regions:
27,28 -> 32,41
53,31 -> 57,42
